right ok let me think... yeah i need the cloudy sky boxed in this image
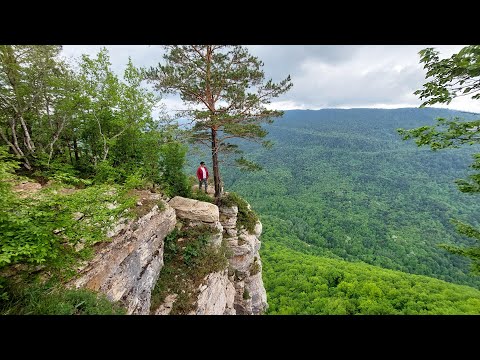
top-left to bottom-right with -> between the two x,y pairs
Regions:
62,45 -> 480,114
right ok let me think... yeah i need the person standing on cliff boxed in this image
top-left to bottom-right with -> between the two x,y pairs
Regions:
196,161 -> 209,193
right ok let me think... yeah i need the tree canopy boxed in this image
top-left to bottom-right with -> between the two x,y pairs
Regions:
144,45 -> 292,198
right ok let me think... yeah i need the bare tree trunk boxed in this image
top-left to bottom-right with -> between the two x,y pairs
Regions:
10,119 -> 22,155
205,45 -> 222,201
3,118 -> 32,170
47,115 -> 66,164
18,113 -> 35,153
0,128 -> 19,155
211,127 -> 222,200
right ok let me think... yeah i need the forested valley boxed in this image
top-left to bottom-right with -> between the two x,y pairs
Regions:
205,108 -> 480,314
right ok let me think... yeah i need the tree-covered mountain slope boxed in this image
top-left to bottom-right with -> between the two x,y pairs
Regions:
262,238 -> 480,314
209,108 -> 480,290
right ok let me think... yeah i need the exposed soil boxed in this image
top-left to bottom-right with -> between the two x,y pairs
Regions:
11,181 -> 42,198
191,184 -> 215,197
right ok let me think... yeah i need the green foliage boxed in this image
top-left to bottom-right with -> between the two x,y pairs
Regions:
438,219 -> 480,275
0,183 -> 135,268
0,46 -> 195,314
220,108 -> 480,289
150,223 -> 228,314
189,189 -> 215,203
235,157 -> 263,171
0,146 -> 19,194
263,242 -> 480,315
398,45 -> 480,274
0,277 -> 125,315
159,141 -> 191,198
243,288 -> 250,300
124,171 -> 147,190
0,46 -> 174,188
180,225 -> 215,266
37,159 -> 92,187
0,45 -> 68,170
219,192 -> 258,233
144,45 -> 292,196
93,161 -> 126,184
414,46 -> 480,106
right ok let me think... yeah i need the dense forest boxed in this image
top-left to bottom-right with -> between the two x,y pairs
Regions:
263,241 -> 480,314
190,108 -> 480,313
3,44 -> 480,315
0,46 -> 198,313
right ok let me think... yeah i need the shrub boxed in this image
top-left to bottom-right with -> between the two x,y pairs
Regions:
0,146 -> 19,192
0,184 -> 135,269
38,159 -> 92,187
159,142 -> 191,198
0,277 -> 125,315
124,172 -> 147,190
94,161 -> 126,184
189,189 -> 214,203
219,192 -> 258,233
150,224 -> 229,314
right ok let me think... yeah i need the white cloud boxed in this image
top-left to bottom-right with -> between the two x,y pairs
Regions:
61,45 -> 480,114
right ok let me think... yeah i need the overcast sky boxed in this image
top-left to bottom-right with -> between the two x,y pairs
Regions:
62,45 -> 480,114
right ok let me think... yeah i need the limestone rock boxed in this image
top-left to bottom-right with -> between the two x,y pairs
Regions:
106,217 -> 129,238
73,212 -> 84,221
219,205 -> 238,229
218,205 -> 238,217
155,294 -> 178,315
106,202 -> 117,210
254,221 -> 262,237
169,196 -> 219,223
218,204 -> 268,315
191,184 -> 215,196
192,270 -> 236,315
209,221 -> 223,247
226,228 -> 237,238
233,280 -> 252,315
70,198 -> 176,315
246,272 -> 268,314
74,243 -> 84,252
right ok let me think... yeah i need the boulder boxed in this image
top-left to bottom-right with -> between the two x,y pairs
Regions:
169,196 -> 219,223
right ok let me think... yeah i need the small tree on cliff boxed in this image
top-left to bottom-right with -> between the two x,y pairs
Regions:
144,45 -> 293,200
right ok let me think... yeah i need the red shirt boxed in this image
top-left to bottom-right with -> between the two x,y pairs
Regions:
197,166 -> 209,180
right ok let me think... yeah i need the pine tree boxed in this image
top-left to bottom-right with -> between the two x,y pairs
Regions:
144,45 -> 292,200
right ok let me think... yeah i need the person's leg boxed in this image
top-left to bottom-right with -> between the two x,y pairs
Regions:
204,179 -> 208,193
199,180 -> 202,191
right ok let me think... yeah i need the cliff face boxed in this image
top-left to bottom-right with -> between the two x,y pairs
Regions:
71,194 -> 267,315
218,204 -> 267,315
69,194 -> 176,315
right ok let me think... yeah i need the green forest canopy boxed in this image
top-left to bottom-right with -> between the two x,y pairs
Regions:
209,108 -> 480,288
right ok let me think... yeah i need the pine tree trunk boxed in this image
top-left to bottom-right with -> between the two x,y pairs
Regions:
211,127 -> 222,199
